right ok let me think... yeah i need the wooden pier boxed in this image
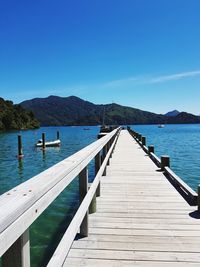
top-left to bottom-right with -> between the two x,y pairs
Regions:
64,130 -> 200,266
1,128 -> 200,266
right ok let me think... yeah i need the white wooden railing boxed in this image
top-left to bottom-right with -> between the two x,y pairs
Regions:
127,127 -> 198,206
0,127 -> 121,267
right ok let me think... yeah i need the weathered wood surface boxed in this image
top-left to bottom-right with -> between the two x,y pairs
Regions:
65,130 -> 200,266
0,129 -> 119,258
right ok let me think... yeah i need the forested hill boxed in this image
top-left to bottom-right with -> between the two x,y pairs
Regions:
0,97 -> 39,131
20,95 -> 200,126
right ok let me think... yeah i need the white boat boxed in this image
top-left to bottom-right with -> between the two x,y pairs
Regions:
36,139 -> 61,147
158,124 -> 165,128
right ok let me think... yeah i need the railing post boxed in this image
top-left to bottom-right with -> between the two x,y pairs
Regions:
89,185 -> 96,214
161,155 -> 170,170
102,144 -> 108,176
142,136 -> 146,146
103,144 -> 107,160
95,152 -> 101,197
2,229 -> 30,267
79,167 -> 88,237
148,145 -> 154,154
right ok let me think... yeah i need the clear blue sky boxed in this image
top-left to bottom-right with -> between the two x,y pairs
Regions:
0,0 -> 200,114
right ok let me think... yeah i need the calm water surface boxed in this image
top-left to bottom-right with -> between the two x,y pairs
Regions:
0,124 -> 200,266
133,124 -> 200,190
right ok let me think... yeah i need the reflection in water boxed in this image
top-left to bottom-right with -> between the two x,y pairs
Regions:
42,149 -> 46,162
18,158 -> 24,181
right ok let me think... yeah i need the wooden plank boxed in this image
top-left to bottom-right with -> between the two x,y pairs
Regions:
47,132 -> 120,266
68,248 -> 200,262
76,234 -> 200,244
64,258 -> 200,267
62,129 -> 200,266
72,240 -> 200,253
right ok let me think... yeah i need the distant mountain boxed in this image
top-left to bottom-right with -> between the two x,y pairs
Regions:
0,97 -> 39,131
20,95 -> 200,126
165,110 -> 180,117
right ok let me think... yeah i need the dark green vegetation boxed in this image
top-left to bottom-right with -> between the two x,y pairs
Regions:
20,95 -> 200,126
0,97 -> 39,131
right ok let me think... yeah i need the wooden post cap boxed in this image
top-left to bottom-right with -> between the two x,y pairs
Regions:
161,155 -> 170,170
148,145 -> 154,153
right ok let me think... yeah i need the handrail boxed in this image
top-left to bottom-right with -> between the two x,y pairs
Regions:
164,166 -> 198,205
0,127 -> 120,264
150,152 -> 161,167
47,130 -> 119,266
127,127 -> 198,206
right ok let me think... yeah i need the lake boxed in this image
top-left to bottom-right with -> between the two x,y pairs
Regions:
0,124 -> 200,266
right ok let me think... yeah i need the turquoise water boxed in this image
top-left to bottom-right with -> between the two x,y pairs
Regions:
0,126 -> 99,267
0,124 -> 200,266
133,124 -> 200,190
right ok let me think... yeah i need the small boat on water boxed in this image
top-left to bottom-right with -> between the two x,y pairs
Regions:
158,124 -> 165,128
36,139 -> 61,147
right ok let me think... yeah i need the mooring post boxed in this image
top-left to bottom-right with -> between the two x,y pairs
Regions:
18,135 -> 23,158
57,131 -> 60,140
148,145 -> 154,154
138,134 -> 142,142
161,155 -> 170,170
198,185 -> 200,212
42,133 -> 45,150
95,152 -> 101,197
142,136 -> 146,146
79,167 -> 89,237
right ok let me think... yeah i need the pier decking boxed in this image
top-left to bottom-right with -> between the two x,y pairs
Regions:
65,130 -> 200,266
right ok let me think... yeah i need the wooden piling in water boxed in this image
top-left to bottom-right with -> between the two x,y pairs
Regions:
42,133 -> 46,150
57,131 -> 60,140
18,135 -> 23,158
